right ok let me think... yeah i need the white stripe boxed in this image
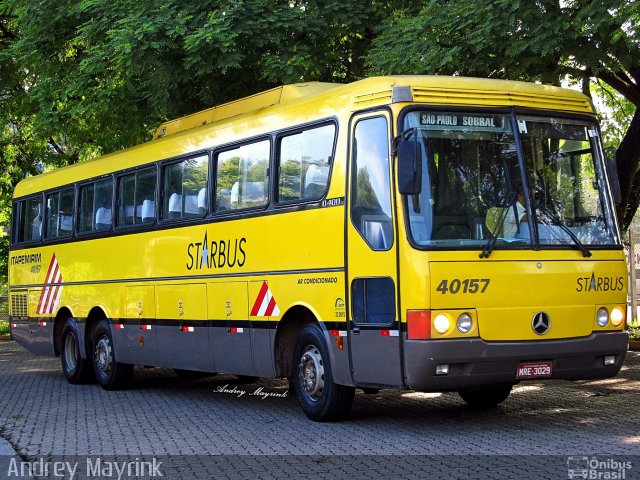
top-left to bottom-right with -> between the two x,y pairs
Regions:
51,284 -> 63,313
45,269 -> 62,313
40,257 -> 59,314
257,290 -> 272,316
45,257 -> 58,284
38,287 -> 51,314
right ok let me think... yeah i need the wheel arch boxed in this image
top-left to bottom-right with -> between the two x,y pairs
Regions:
83,306 -> 109,359
53,306 -> 75,356
273,304 -> 319,378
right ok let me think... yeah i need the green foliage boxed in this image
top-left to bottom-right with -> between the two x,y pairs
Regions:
0,0 -> 404,287
592,81 -> 635,150
0,322 -> 9,335
1,0 -> 639,293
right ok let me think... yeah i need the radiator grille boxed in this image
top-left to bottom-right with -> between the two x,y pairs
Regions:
10,293 -> 28,317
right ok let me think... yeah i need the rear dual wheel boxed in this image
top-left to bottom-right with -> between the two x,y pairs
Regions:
60,318 -> 94,384
92,319 -> 133,390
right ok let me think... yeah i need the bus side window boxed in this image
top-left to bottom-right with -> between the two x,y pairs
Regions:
277,124 -> 335,203
117,167 -> 156,227
45,187 -> 75,240
215,140 -> 270,212
351,116 -> 393,251
79,177 -> 113,233
162,154 -> 208,220
15,196 -> 43,243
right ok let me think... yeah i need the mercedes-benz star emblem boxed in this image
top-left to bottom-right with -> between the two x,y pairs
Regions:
532,312 -> 551,335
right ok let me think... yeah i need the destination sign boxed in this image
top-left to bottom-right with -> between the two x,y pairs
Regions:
418,113 -> 506,131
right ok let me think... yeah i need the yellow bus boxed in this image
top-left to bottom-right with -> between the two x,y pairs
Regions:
8,76 -> 628,421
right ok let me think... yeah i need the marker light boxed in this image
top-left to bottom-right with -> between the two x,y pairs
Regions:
407,310 -> 431,340
457,313 -> 473,334
596,307 -> 609,327
610,306 -> 625,327
433,314 -> 450,335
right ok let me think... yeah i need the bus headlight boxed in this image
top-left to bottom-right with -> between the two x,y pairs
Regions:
456,313 -> 473,334
596,307 -> 609,327
610,306 -> 625,326
433,314 -> 450,334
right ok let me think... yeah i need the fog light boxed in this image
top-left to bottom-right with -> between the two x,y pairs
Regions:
604,355 -> 616,366
610,306 -> 625,326
433,314 -> 450,334
457,313 -> 473,334
435,364 -> 449,375
596,307 -> 609,327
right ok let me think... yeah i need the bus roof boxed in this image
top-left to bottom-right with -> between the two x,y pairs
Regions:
14,75 -> 594,199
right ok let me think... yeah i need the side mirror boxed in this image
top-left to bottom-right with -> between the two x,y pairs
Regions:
397,139 -> 422,195
606,156 -> 621,204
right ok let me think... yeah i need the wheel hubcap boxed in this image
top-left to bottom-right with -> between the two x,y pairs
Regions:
298,345 -> 325,401
64,333 -> 78,371
94,335 -> 112,375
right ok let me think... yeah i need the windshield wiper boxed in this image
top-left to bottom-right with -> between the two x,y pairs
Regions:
479,190 -> 517,259
536,205 -> 592,258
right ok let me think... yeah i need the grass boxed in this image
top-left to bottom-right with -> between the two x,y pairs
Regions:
628,325 -> 640,341
0,321 -> 9,338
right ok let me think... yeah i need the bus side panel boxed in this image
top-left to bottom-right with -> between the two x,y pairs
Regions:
9,319 -> 30,350
27,288 -> 55,356
155,284 -> 213,372
248,280 -> 277,377
209,281 -> 255,375
118,286 -> 157,365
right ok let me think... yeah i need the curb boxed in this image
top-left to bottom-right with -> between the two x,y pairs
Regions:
629,340 -> 640,351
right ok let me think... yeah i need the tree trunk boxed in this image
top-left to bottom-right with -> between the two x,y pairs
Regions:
616,109 -> 640,231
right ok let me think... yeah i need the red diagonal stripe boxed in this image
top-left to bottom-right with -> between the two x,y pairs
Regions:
44,264 -> 61,314
264,296 -> 277,316
46,285 -> 60,314
250,281 -> 269,316
37,255 -> 58,314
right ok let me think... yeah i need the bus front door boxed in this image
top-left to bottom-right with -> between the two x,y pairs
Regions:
346,112 -> 402,387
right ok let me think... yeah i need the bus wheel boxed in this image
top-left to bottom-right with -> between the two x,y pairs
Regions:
60,319 -> 94,384
293,324 -> 354,422
458,384 -> 513,408
92,320 -> 133,391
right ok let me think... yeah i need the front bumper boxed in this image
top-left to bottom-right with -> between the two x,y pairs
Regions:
404,331 -> 628,391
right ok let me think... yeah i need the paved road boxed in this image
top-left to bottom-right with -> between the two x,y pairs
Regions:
0,340 -> 639,479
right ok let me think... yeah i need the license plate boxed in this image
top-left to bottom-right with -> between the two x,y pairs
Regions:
516,361 -> 552,379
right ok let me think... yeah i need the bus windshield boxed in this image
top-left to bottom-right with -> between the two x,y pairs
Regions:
402,110 -> 619,249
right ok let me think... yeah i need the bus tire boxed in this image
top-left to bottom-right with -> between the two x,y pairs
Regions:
60,318 -> 94,384
293,324 -> 354,422
458,384 -> 513,408
92,319 -> 133,391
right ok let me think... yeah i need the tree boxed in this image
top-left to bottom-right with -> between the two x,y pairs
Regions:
366,0 -> 640,230
0,0 -> 406,285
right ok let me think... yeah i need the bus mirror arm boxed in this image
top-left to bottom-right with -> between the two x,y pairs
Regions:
394,129 -> 422,195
